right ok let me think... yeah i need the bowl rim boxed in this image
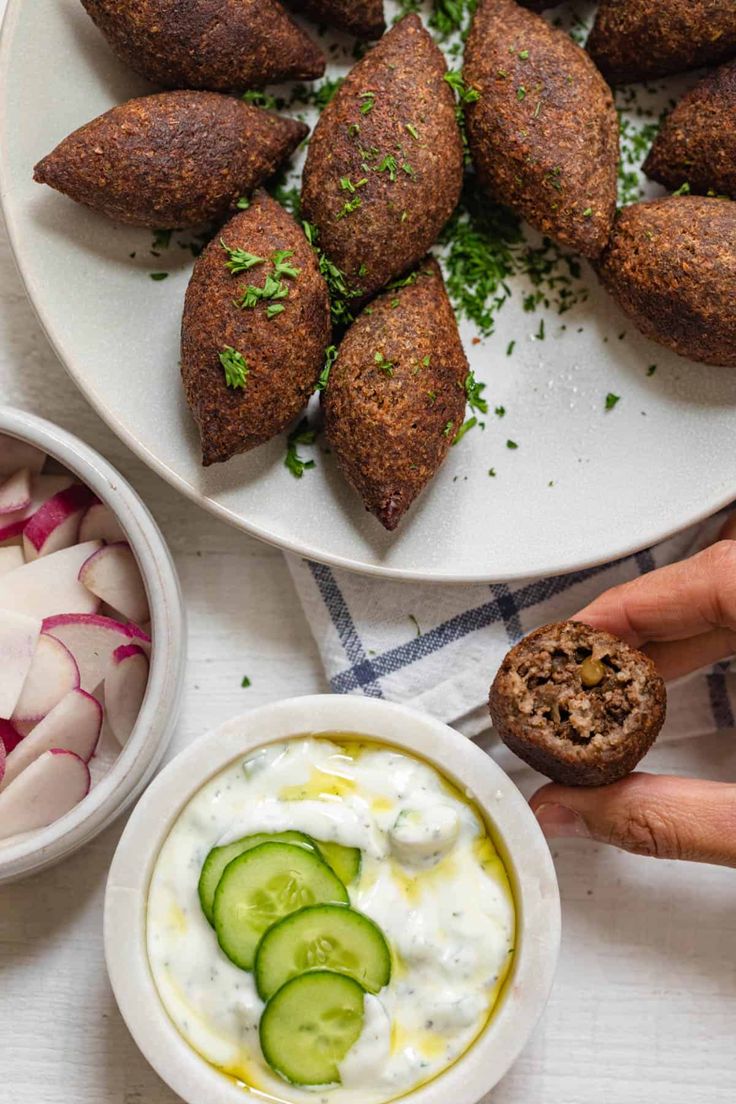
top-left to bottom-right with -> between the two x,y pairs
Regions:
104,694 -> 560,1104
0,404 -> 186,883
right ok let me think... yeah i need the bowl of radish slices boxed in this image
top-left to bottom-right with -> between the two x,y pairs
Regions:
0,406 -> 185,883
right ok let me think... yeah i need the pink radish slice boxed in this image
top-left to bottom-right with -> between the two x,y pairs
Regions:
0,475 -> 75,546
0,719 -> 23,754
0,540 -> 102,618
79,542 -> 149,624
0,749 -> 90,840
11,634 -> 80,723
105,644 -> 149,746
0,468 -> 32,515
23,483 -> 96,561
1,690 -> 101,792
0,437 -> 45,478
79,502 -> 125,544
42,613 -> 151,692
0,547 -> 24,575
0,610 -> 42,719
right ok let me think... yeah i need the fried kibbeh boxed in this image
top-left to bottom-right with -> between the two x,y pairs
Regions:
33,92 -> 308,229
322,259 -> 468,531
464,0 -> 619,259
643,61 -> 736,199
287,0 -> 385,39
596,197 -> 736,368
587,0 -> 736,85
489,621 -> 666,786
301,14 -> 463,304
181,191 -> 330,466
80,0 -> 325,90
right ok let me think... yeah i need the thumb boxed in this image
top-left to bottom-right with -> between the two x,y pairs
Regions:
530,774 -> 736,867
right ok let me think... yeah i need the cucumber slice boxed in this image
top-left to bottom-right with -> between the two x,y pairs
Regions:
213,843 -> 348,970
313,839 -> 361,884
198,831 -> 316,926
259,971 -> 365,1086
255,904 -> 391,1000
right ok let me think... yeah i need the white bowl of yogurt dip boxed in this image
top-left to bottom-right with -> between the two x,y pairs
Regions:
104,695 -> 560,1104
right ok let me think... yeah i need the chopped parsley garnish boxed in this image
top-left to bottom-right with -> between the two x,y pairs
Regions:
495,405 -> 506,417
488,467 -> 497,477
219,346 -> 248,390
336,196 -> 362,219
376,154 -> 398,181
408,614 -> 422,637
241,676 -> 252,688
149,272 -> 168,281
266,303 -> 286,319
359,91 -> 376,114
516,85 -> 527,101
452,416 -> 478,445
221,241 -> 264,274
236,196 -> 250,210
465,371 -> 488,413
672,181 -> 691,196
340,176 -> 368,193
317,345 -> 338,391
443,420 -> 454,437
647,364 -> 657,376
375,351 -> 394,376
303,220 -> 361,327
605,392 -> 621,411
242,89 -> 280,111
406,123 -> 419,140
271,249 -> 301,280
506,439 -> 518,449
285,420 -> 317,478
506,340 -> 515,356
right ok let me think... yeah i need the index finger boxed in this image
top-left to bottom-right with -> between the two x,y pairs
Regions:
574,540 -> 736,646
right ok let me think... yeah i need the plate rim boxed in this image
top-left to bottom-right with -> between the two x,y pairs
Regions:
1,0 -> 734,585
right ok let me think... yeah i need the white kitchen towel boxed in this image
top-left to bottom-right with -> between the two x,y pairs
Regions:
287,512 -> 736,772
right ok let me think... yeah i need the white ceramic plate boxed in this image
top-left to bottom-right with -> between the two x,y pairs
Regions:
1,0 -> 735,583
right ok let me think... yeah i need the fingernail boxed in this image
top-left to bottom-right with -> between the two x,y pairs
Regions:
535,803 -> 590,840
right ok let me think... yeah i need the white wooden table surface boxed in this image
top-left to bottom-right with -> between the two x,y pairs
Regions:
1,62 -> 735,1104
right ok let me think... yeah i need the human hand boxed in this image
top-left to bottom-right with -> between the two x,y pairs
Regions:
530,519 -> 736,866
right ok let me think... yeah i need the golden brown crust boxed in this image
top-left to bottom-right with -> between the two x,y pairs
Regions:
596,197 -> 736,368
301,14 -> 463,302
587,0 -> 736,85
464,0 -> 618,260
181,191 -> 331,466
287,0 -> 385,39
33,92 -> 308,228
80,0 -> 326,90
489,621 -> 667,786
322,258 -> 468,530
643,61 -> 736,199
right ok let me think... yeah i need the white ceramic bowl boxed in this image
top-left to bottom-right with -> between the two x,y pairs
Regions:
0,405 -> 186,883
105,695 -> 560,1104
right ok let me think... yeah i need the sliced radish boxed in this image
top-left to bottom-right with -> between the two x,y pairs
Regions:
0,609 -> 42,719
42,613 -> 151,691
0,468 -> 32,515
0,475 -> 74,546
79,502 -> 125,544
79,542 -> 149,624
0,749 -> 90,840
0,719 -> 23,754
1,690 -> 101,792
0,547 -> 24,575
11,634 -> 80,723
105,644 -> 149,746
0,540 -> 102,618
0,438 -> 45,477
23,483 -> 96,561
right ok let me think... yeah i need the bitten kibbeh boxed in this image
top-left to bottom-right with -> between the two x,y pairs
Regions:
596,197 -> 736,368
80,0 -> 325,90
33,92 -> 308,228
301,15 -> 463,304
181,191 -> 331,466
288,0 -> 385,39
489,621 -> 667,786
587,0 -> 736,84
643,60 -> 736,199
322,259 -> 468,531
464,0 -> 619,259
